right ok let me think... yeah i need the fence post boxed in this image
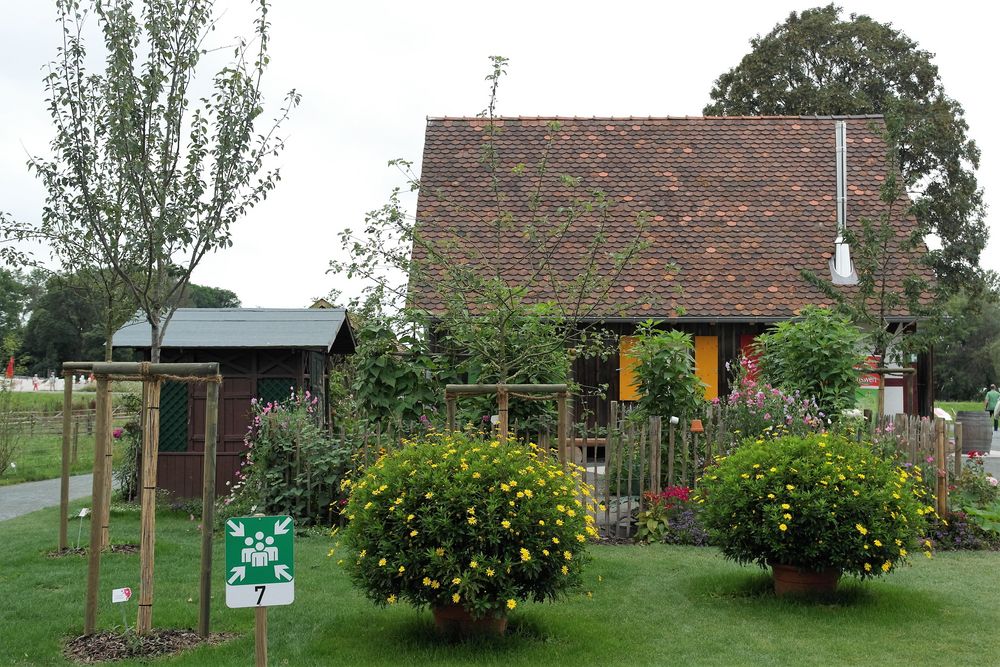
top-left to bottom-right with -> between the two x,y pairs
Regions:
556,392 -> 568,466
72,420 -> 80,464
59,371 -> 74,551
100,378 -> 114,549
681,423 -> 689,488
649,416 -> 662,492
935,419 -> 947,517
84,376 -> 111,634
445,395 -> 456,432
137,378 -> 163,635
954,422 -> 963,481
667,419 -> 676,487
497,385 -> 509,444
198,379 -> 220,638
606,401 -> 617,536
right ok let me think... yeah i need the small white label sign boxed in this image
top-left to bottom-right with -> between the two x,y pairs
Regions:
112,587 -> 132,603
78,508 -> 90,518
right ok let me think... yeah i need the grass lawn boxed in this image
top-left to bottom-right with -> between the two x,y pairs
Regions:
2,503 -> 1000,666
1,430 -> 127,487
935,401 -> 985,418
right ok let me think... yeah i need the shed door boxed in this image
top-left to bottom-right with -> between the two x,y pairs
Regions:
618,336 -> 640,401
694,335 -> 719,401
189,377 -> 253,453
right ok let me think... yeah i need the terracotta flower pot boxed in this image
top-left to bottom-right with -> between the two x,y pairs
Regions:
432,604 -> 507,637
771,563 -> 841,597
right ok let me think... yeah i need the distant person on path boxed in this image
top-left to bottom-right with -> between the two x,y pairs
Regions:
987,384 -> 1000,432
32,374 -> 39,391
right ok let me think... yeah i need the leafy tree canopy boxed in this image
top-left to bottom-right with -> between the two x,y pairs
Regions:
179,284 -> 241,309
932,294 -> 1000,400
704,4 -> 988,293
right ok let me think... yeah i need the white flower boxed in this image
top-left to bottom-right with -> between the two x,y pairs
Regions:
9,462 -> 15,469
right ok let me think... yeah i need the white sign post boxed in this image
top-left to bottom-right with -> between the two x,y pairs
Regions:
225,515 -> 294,667
76,507 -> 90,549
112,587 -> 132,631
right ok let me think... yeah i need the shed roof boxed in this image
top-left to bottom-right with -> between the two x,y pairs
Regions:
409,115 -> 931,321
112,308 -> 356,353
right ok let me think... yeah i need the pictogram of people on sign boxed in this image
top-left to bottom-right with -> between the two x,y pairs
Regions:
241,531 -> 279,567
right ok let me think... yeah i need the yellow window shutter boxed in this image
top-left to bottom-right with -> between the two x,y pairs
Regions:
619,336 -> 640,401
694,335 -> 719,401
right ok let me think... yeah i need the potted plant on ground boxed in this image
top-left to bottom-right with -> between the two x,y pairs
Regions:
337,430 -> 598,635
699,433 -> 933,596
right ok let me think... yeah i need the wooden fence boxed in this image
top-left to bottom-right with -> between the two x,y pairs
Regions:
507,403 -> 962,538
8,407 -> 134,437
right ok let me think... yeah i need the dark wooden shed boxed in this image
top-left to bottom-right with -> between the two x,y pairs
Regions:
113,308 -> 356,498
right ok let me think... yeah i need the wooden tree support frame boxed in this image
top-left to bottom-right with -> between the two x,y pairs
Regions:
66,361 -> 221,637
444,384 -> 571,462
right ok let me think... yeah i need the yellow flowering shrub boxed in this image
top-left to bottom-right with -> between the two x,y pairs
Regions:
700,433 -> 932,579
338,430 -> 597,617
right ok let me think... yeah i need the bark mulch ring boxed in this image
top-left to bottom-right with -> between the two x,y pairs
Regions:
64,630 -> 237,664
47,544 -> 140,558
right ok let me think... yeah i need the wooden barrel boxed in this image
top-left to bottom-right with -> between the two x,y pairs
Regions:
956,411 -> 992,454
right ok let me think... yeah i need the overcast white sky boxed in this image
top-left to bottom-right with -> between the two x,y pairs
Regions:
1,1 -> 997,308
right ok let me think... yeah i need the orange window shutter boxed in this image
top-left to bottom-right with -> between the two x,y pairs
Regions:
694,335 -> 719,401
619,336 -> 640,401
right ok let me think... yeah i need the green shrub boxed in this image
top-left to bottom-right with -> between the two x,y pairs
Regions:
337,430 -> 598,617
632,321 -> 705,419
700,433 -> 933,578
755,306 -> 865,418
224,391 -> 351,524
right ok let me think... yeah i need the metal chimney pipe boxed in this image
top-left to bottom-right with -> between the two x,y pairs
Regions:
832,120 -> 855,281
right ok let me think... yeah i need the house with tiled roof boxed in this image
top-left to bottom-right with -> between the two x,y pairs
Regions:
408,115 -> 934,424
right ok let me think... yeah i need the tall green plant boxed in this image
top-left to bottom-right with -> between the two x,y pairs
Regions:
3,0 -> 299,363
755,306 -> 864,418
632,321 -> 705,419
226,392 -> 351,524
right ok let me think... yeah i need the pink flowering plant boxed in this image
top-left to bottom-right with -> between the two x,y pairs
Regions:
700,433 -> 933,579
223,390 -> 350,524
950,451 -> 1000,537
336,430 -> 598,618
716,355 -> 823,448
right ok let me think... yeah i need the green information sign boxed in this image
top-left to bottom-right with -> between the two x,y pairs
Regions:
225,515 -> 294,608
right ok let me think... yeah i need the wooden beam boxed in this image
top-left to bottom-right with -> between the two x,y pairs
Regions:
445,383 -> 569,395
100,376 -> 114,548
136,379 -> 163,635
91,362 -> 220,377
84,376 -> 110,634
198,381 -> 220,638
59,371 -> 73,551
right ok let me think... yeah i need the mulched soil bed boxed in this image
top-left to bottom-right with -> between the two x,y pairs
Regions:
595,536 -> 635,546
64,629 -> 236,664
47,544 -> 140,558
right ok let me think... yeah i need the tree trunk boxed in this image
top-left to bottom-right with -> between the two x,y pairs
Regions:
104,308 -> 114,362
150,319 -> 161,363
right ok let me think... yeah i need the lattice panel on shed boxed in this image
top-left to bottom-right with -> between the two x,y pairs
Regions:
158,381 -> 189,452
256,377 -> 295,406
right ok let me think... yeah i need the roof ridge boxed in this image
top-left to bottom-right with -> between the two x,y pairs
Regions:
427,114 -> 885,122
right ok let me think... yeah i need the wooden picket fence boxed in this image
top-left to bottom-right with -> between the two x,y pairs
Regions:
339,404 -> 962,539
512,404 -> 961,538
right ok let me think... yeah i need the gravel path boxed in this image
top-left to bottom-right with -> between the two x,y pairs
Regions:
0,474 -> 95,521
